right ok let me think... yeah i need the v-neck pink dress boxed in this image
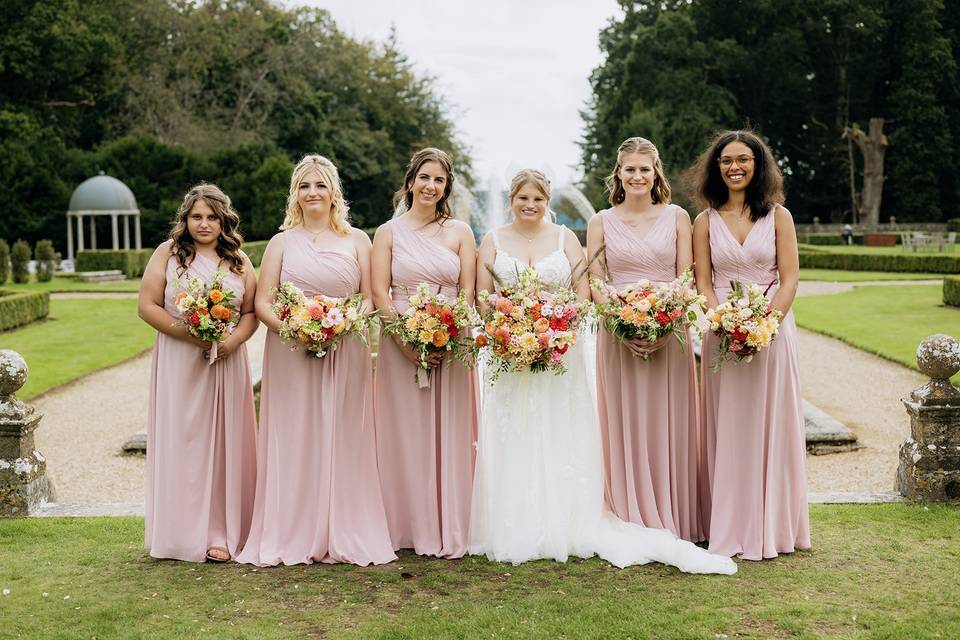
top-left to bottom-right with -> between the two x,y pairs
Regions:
235,227 -> 396,567
374,217 -> 479,558
145,252 -> 257,562
595,207 -> 703,542
700,207 -> 810,560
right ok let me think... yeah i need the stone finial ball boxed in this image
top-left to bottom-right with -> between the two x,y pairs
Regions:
0,349 -> 28,397
917,334 -> 960,381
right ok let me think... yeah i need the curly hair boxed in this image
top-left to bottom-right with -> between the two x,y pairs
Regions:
688,130 -> 784,221
168,183 -> 245,276
280,155 -> 350,234
393,148 -> 455,224
605,137 -> 671,206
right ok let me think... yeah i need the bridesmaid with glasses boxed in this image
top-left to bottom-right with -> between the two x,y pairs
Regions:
691,130 -> 810,560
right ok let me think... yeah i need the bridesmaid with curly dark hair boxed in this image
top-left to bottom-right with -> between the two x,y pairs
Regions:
138,183 -> 258,562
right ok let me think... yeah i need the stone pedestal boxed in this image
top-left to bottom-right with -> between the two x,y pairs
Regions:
896,334 -> 960,501
0,350 -> 54,516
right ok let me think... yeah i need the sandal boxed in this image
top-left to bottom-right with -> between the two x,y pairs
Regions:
205,546 -> 230,562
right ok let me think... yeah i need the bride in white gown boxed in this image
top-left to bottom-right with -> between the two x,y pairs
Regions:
469,169 -> 735,574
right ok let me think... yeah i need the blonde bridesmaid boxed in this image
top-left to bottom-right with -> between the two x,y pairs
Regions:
236,155 -> 396,567
691,130 -> 810,560
588,138 -> 703,542
371,147 -> 479,558
139,184 -> 258,563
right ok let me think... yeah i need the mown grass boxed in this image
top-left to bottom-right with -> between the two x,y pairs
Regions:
0,298 -> 154,399
1,504 -> 959,639
2,274 -> 142,293
799,244 -> 959,257
799,268 -> 946,282
793,284 -> 960,383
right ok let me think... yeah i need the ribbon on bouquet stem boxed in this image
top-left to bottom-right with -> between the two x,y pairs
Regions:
207,340 -> 218,366
416,366 -> 431,388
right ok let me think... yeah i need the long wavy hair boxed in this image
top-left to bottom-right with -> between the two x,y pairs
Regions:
393,147 -> 455,224
689,130 -> 784,221
168,183 -> 244,276
280,155 -> 350,234
605,137 -> 671,206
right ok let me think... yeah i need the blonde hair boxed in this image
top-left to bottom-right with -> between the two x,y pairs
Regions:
393,147 -> 455,223
605,137 -> 671,206
280,155 -> 350,234
509,168 -> 551,201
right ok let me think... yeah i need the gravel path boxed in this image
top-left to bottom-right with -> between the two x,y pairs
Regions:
797,279 -> 942,297
27,281 -> 931,503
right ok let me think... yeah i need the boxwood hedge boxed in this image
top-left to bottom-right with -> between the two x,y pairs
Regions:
0,290 -> 49,331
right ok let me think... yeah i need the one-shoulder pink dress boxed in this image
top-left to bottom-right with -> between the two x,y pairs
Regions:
595,207 -> 703,542
145,253 -> 257,562
235,227 -> 396,566
700,208 -> 810,560
374,217 -> 479,558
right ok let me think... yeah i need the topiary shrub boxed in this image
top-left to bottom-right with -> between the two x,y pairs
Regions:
798,251 -> 960,273
0,290 -> 49,331
241,241 -> 268,268
0,239 -> 9,285
944,276 -> 960,307
947,219 -> 960,233
10,239 -> 31,284
34,239 -> 57,282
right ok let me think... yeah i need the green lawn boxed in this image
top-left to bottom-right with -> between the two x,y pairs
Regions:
799,244 -> 959,257
1,273 -> 142,293
793,284 -> 960,383
1,505 -> 959,639
800,269 -> 946,282
0,298 -> 154,399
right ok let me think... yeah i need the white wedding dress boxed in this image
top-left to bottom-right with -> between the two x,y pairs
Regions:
468,227 -> 736,574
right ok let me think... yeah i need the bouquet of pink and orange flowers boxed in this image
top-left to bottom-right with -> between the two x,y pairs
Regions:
591,268 -> 706,353
272,281 -> 371,358
382,282 -> 478,387
174,269 -> 240,364
706,280 -> 783,370
476,266 -> 591,382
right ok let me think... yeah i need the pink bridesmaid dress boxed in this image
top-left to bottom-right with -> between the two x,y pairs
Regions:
235,227 -> 396,566
374,217 -> 479,558
700,207 -> 810,560
595,207 -> 703,542
145,253 -> 257,562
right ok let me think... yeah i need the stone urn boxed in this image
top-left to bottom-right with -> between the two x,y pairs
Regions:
896,334 -> 960,501
0,349 -> 54,515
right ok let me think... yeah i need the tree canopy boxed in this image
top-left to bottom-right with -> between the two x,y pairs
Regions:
580,0 -> 959,223
0,0 -> 470,251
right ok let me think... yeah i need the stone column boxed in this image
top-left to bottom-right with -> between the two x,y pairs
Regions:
896,334 -> 960,501
90,216 -> 97,250
0,350 -> 54,516
66,213 -> 74,261
76,214 -> 85,252
134,215 -> 142,250
111,213 -> 119,250
123,215 -> 130,249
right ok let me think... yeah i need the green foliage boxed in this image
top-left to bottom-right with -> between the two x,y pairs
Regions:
0,239 -> 9,285
948,219 -> 960,232
944,276 -> 960,306
34,239 -> 57,282
797,233 -> 856,246
76,249 -> 152,278
10,239 -> 31,284
0,290 -> 49,331
799,250 -> 960,273
242,241 -> 269,268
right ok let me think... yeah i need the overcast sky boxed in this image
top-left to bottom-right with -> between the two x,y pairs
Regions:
307,0 -> 622,188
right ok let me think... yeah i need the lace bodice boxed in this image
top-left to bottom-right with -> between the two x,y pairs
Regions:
491,226 -> 572,288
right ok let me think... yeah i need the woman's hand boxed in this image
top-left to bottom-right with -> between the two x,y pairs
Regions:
625,334 -> 671,359
392,335 -> 443,368
205,335 -> 239,362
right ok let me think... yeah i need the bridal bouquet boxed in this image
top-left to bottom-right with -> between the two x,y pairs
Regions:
591,268 -> 705,352
706,280 -> 783,369
272,281 -> 371,358
174,269 -> 240,364
382,282 -> 478,387
476,266 -> 591,382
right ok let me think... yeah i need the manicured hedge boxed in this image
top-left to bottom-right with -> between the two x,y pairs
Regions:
797,233 -> 855,245
76,249 -> 153,278
798,251 -> 960,273
948,219 -> 960,233
0,290 -> 49,331
944,276 -> 960,307
241,241 -> 268,268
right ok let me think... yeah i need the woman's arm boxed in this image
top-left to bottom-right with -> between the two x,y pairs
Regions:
770,205 -> 799,314
455,220 -> 477,306
692,211 -> 719,309
215,254 -> 260,359
475,232 -> 496,315
254,234 -> 284,333
586,215 -> 608,304
353,228 -> 375,315
137,241 -> 207,347
563,226 -> 591,302
675,208 -> 694,275
370,223 -> 397,321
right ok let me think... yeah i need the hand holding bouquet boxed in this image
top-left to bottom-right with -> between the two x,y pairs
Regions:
591,268 -> 705,357
476,266 -> 591,382
382,282 -> 478,387
174,269 -> 240,365
272,281 -> 371,358
706,280 -> 783,369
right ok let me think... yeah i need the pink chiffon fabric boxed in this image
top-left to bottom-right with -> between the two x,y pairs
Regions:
374,217 -> 479,558
235,227 -> 396,566
700,207 -> 810,560
145,252 -> 257,562
595,207 -> 704,542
